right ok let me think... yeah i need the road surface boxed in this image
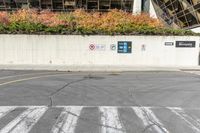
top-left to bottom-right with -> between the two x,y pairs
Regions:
0,70 -> 199,133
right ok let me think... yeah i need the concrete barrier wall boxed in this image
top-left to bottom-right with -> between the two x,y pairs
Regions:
0,35 -> 199,67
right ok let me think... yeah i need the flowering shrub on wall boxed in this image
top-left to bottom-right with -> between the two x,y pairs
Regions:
0,9 -> 196,35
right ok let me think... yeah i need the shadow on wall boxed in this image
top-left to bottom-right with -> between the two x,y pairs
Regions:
199,52 -> 200,65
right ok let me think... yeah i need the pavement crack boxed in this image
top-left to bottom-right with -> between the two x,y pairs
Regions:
129,75 -> 168,133
8,108 -> 36,132
64,110 -> 126,132
47,74 -> 124,132
47,74 -> 105,107
142,123 -> 157,133
48,78 -> 87,107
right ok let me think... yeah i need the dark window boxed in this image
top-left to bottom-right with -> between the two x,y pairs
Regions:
142,0 -> 150,12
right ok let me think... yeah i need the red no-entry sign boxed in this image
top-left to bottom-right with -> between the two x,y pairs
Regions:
89,44 -> 95,50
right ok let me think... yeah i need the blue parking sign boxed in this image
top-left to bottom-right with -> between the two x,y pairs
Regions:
118,41 -> 132,53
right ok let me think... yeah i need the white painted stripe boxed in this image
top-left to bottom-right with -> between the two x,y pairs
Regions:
2,106 -> 200,110
99,107 -> 125,133
51,106 -> 82,133
0,106 -> 16,119
0,106 -> 48,133
169,107 -> 200,132
0,73 -> 70,86
132,107 -> 169,133
0,72 -> 61,80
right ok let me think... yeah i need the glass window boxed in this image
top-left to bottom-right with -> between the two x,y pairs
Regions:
142,0 -> 150,12
152,0 -> 200,28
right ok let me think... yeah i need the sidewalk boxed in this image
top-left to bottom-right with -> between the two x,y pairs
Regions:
0,65 -> 200,72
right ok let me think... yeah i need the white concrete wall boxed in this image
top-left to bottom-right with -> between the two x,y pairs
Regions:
0,35 -> 199,68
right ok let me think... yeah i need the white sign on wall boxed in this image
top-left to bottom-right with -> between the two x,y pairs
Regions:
89,44 -> 106,51
96,44 -> 106,51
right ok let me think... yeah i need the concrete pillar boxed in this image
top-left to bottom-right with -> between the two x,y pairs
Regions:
149,0 -> 157,18
132,0 -> 142,14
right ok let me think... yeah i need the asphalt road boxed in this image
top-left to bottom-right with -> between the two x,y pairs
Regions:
0,70 -> 199,133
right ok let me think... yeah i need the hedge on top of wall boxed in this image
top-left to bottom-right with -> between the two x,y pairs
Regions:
0,9 -> 197,35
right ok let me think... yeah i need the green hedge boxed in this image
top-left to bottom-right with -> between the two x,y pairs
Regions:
0,23 -> 197,36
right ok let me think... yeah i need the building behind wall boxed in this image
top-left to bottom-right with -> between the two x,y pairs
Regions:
0,0 -> 154,13
131,0 -> 200,32
0,0 -> 134,12
151,0 -> 200,32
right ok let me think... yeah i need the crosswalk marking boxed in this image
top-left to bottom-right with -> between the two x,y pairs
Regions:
132,107 -> 169,133
99,107 -> 125,133
0,106 -> 200,133
0,107 -> 16,119
169,107 -> 200,133
0,106 -> 47,133
51,106 -> 82,133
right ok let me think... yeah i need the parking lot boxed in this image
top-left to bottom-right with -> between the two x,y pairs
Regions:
0,70 -> 199,133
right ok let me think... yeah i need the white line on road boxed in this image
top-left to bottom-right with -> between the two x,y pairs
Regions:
0,72 -> 63,80
99,107 -> 125,133
0,106 -> 16,119
0,73 -> 70,87
169,107 -> 200,132
51,106 -> 82,133
132,107 -> 169,133
0,106 -> 48,133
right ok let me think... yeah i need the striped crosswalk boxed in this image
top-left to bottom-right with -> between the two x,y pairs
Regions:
0,106 -> 200,133
168,107 -> 200,133
51,106 -> 82,133
0,107 -> 16,120
132,107 -> 169,133
100,107 -> 125,133
0,106 -> 47,133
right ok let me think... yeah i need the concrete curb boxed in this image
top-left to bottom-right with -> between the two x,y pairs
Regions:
1,65 -> 199,72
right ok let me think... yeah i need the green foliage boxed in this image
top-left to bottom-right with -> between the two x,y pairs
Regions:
0,9 -> 198,36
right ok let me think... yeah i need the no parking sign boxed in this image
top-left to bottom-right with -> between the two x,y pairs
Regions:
89,44 -> 95,50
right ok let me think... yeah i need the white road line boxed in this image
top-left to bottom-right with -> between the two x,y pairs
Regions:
0,73 -> 69,86
99,107 -> 125,133
0,106 -> 48,133
2,106 -> 200,110
132,107 -> 169,133
51,106 -> 82,133
0,72 -> 61,80
0,106 -> 16,119
169,107 -> 200,132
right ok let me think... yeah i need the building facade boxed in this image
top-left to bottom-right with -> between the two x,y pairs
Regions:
0,0 -> 154,13
151,0 -> 200,30
0,0 -> 134,12
135,0 -> 200,32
